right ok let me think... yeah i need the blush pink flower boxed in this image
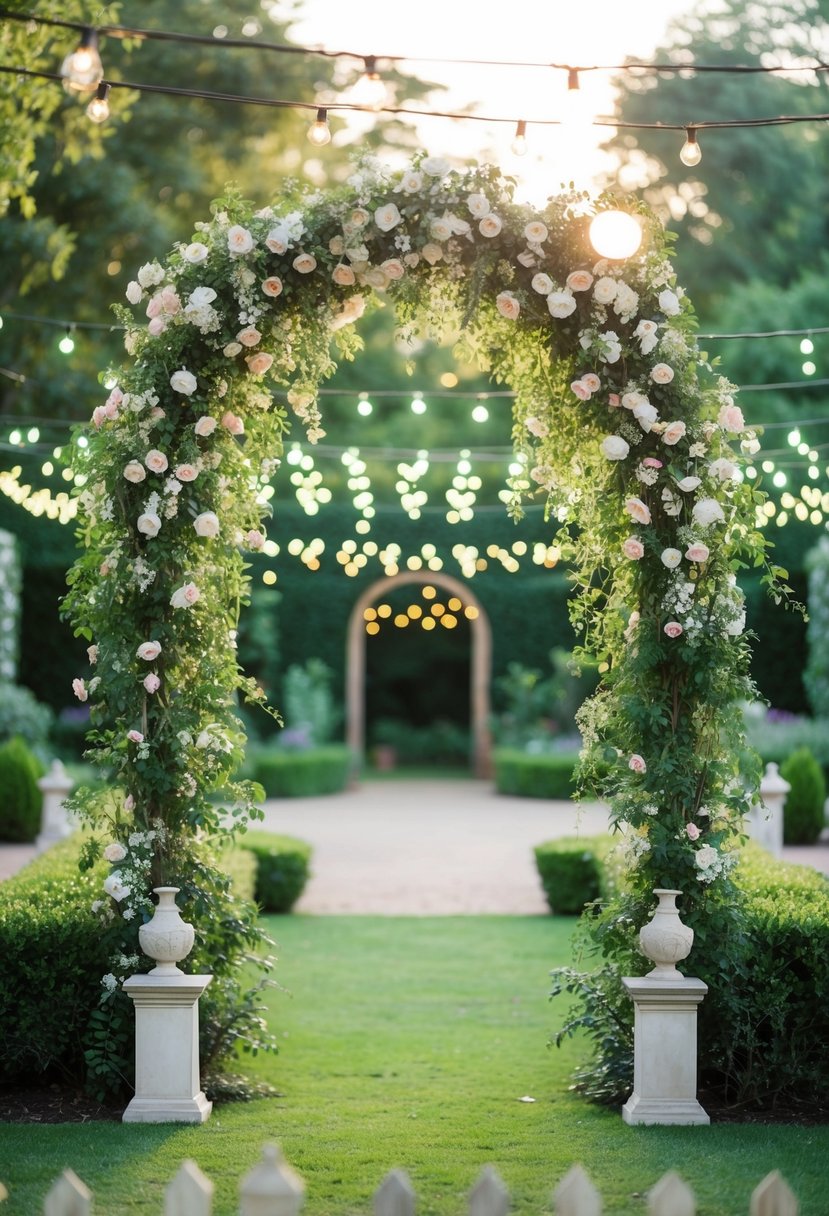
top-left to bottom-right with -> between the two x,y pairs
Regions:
72,678 -> 88,702
246,352 -> 274,375
566,269 -> 593,292
136,641 -> 162,661
625,497 -> 652,526
571,379 -> 591,401
127,729 -> 144,744
685,542 -> 710,563
236,326 -> 261,347
221,411 -> 245,435
629,754 -> 647,774
332,264 -> 356,287
143,673 -> 161,694
718,402 -> 745,433
175,463 -> 198,482
194,415 -> 217,437
664,621 -> 684,638
496,292 -> 520,320
662,420 -> 687,446
262,276 -> 283,297
643,457 -> 663,469
650,362 -> 675,385
685,822 -> 701,840
145,449 -> 168,474
623,537 -> 645,560
246,529 -> 265,550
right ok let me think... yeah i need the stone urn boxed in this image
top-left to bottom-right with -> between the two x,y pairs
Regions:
138,887 -> 195,975
638,888 -> 694,979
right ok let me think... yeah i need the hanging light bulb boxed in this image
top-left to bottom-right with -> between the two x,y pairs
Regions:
350,55 -> 386,110
307,107 -> 332,146
511,120 -> 527,156
86,81 -> 111,124
679,127 -> 702,167
60,27 -> 104,94
589,210 -> 642,259
567,67 -> 580,91
58,327 -> 75,355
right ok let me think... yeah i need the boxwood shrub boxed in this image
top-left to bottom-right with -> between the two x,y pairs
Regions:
252,744 -> 352,797
780,747 -> 827,844
533,836 -> 612,914
238,830 -> 312,912
494,749 -> 579,799
0,735 -> 44,842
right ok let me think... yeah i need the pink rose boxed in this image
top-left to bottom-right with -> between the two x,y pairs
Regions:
582,373 -> 601,394
143,673 -> 161,694
625,497 -> 652,526
566,269 -> 593,292
262,276 -> 283,297
685,542 -> 710,563
91,406 -> 108,428
608,393 -> 621,408
127,729 -> 144,744
381,258 -> 405,280
623,537 -> 644,560
246,529 -> 265,549
662,421 -> 687,446
103,842 -> 127,863
629,754 -> 647,773
421,243 -> 443,265
221,411 -> 245,435
642,457 -> 663,468
170,582 -> 201,609
147,316 -> 166,337
145,295 -> 163,319
332,264 -> 356,286
145,449 -> 168,474
650,363 -> 675,385
237,326 -> 261,347
293,252 -> 317,274
685,822 -> 701,840
479,214 -> 503,238
496,292 -> 520,320
123,461 -> 146,484
571,379 -> 591,401
124,794 -> 135,811
72,678 -> 88,703
136,641 -> 162,661
245,352 -> 274,375
664,621 -> 684,638
195,416 -> 217,437
175,464 -> 198,482
718,402 -> 745,433
161,286 -> 180,314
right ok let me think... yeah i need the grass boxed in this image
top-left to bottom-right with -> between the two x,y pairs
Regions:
1,916 -> 827,1214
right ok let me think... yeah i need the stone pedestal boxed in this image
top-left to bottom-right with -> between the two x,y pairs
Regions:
122,973 -> 212,1124
35,759 -> 74,852
622,975 -> 709,1125
746,762 -> 789,858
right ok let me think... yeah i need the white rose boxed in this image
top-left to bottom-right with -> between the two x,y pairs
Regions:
524,221 -> 548,244
103,842 -> 127,863
421,156 -> 451,177
183,242 -> 209,264
650,362 -> 675,385
227,224 -> 254,255
600,435 -> 630,461
531,273 -> 554,295
170,368 -> 197,395
188,286 -> 217,309
265,227 -> 289,254
676,476 -> 701,492
741,436 -> 761,457
599,331 -> 622,363
547,290 -> 576,318
430,216 -> 453,241
400,170 -> 424,193
725,609 -> 746,637
123,461 -> 146,484
137,512 -> 161,537
195,416 -> 216,437
593,276 -> 617,304
137,262 -> 164,288
126,281 -> 143,305
633,400 -> 658,432
660,548 -> 682,569
709,458 -> 737,481
658,289 -> 681,316
479,215 -> 503,238
375,203 -> 402,232
193,511 -> 220,538
103,872 -> 130,902
495,292 -> 520,320
466,192 -> 490,218
692,498 -> 725,527
170,582 -> 201,609
695,845 -> 719,870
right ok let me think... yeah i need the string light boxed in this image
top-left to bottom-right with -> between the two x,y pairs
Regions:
60,27 -> 103,94
588,210 -> 643,259
307,106 -> 331,146
350,55 -> 386,110
410,394 -> 427,415
86,80 -> 111,123
679,127 -> 702,167
58,327 -> 75,355
567,68 -> 580,91
510,119 -> 527,156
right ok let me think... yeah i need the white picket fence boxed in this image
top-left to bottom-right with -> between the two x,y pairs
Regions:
12,1144 -> 800,1216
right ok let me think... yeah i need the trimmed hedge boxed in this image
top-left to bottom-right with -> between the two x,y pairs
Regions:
252,745 -> 352,797
238,831 -> 312,913
494,749 -> 579,799
780,747 -> 827,845
0,735 -> 43,842
0,839 -> 109,1082
534,835 -> 612,914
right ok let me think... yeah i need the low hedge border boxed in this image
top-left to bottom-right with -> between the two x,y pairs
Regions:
251,745 -> 352,798
237,830 -> 312,913
494,749 -> 579,799
533,835 -> 614,914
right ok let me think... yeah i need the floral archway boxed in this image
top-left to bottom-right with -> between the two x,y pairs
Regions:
64,153 -> 779,1091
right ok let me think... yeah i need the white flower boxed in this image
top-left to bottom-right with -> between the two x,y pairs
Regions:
725,609 -> 746,637
103,842 -> 127,863
421,156 -> 451,177
661,547 -> 682,569
136,641 -> 162,661
601,435 -> 630,461
598,331 -> 622,363
524,220 -> 548,243
466,192 -> 490,218
547,290 -> 577,319
188,286 -> 217,309
613,283 -> 639,321
525,416 -> 549,438
531,273 -> 554,295
170,582 -> 201,609
709,457 -> 737,481
495,292 -> 520,320
125,281 -> 143,305
227,224 -> 254,255
478,214 -> 503,238
170,368 -> 197,395
741,435 -> 761,456
400,170 -> 424,193
123,461 -> 146,484
103,872 -> 130,902
194,511 -> 220,538
650,362 -> 675,385
633,400 -> 658,432
137,511 -> 161,537
692,498 -> 725,527
695,844 -> 719,870
265,227 -> 290,254
593,276 -> 617,304
635,319 -> 659,354
676,476 -> 701,492
183,242 -> 209,263
658,289 -> 681,316
101,973 -> 119,991
375,203 -> 402,232
137,262 -> 164,288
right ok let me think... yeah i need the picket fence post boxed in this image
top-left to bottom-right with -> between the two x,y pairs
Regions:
469,1167 -> 509,1216
43,1171 -> 90,1216
165,1160 -> 213,1216
750,1170 -> 799,1216
648,1171 -> 695,1216
374,1170 -> 415,1216
239,1144 -> 305,1216
553,1164 -> 601,1216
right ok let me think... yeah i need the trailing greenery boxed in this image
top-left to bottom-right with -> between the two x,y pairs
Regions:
780,747 -> 827,845
251,745 -> 352,798
493,749 -> 579,799
0,735 -> 43,842
533,836 -> 611,913
552,843 -> 829,1112
237,830 -> 312,913
805,536 -> 829,718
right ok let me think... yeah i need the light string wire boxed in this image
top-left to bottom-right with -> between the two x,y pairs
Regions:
3,5 -> 829,77
3,62 -> 829,132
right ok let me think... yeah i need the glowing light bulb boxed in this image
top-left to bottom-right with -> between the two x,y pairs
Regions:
411,395 -> 427,415
357,394 -> 373,417
60,28 -> 103,94
307,108 -> 331,146
679,128 -> 702,167
800,338 -> 814,354
350,57 -> 386,110
58,330 -> 75,355
86,81 -> 110,124
511,120 -> 527,156
588,210 -> 642,259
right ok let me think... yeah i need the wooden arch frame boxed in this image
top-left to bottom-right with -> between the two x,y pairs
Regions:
345,570 -> 493,778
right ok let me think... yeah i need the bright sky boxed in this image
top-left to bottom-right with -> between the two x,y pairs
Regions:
271,0 -> 698,200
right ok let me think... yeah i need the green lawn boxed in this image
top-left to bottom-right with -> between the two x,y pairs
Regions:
0,916 -> 826,1214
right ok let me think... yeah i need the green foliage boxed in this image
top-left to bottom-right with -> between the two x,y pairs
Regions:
0,735 -> 43,842
494,649 -> 598,747
0,529 -> 21,681
551,843 -> 829,1112
282,658 -> 339,747
780,747 -> 827,845
744,708 -> 829,783
493,749 -> 579,799
238,830 -> 312,913
252,745 -> 352,798
0,839 -> 110,1083
805,536 -> 829,718
0,683 -> 54,752
369,718 -> 470,766
533,836 -> 610,914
